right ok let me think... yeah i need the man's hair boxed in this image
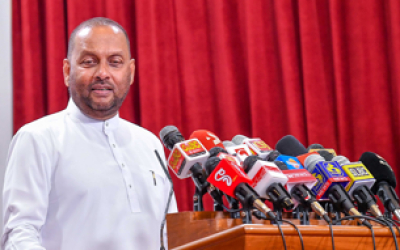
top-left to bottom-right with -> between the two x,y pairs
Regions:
67,17 -> 131,59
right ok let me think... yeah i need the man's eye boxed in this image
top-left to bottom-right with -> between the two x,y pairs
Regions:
110,60 -> 122,64
82,59 -> 95,64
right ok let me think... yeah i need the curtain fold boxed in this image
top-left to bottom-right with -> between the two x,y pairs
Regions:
13,0 -> 400,211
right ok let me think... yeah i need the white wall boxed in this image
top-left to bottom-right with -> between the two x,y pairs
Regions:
0,0 -> 12,233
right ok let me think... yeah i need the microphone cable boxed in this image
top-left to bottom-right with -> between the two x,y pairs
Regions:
382,218 -> 400,240
275,220 -> 287,250
370,226 -> 376,250
259,216 -> 287,250
220,193 -> 244,213
389,217 -> 400,224
328,220 -> 335,250
385,217 -> 400,226
155,150 -> 175,250
280,219 -> 304,250
333,215 -> 375,250
219,203 -> 243,213
333,215 -> 400,250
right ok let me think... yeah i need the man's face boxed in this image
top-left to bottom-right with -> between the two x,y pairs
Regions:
63,25 -> 135,120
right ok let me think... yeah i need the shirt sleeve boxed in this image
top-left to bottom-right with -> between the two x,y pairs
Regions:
2,129 -> 53,250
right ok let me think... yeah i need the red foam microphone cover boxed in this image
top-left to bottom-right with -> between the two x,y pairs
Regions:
189,130 -> 225,150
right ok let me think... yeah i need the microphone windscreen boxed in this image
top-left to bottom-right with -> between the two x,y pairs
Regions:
275,135 -> 308,157
209,147 -> 228,157
265,150 -> 281,161
205,157 -> 221,176
318,150 -> 334,161
189,130 -> 224,150
222,140 -> 235,148
359,152 -> 397,193
159,125 -> 178,140
307,143 -> 324,150
332,155 -> 350,165
275,161 -> 289,170
159,125 -> 184,150
231,135 -> 249,145
243,155 -> 262,173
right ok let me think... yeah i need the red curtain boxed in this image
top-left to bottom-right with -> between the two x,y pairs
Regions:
13,0 -> 400,212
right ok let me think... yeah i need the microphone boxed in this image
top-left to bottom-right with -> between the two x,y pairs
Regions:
309,148 -> 337,158
208,147 -> 241,165
307,143 -> 325,150
207,147 -> 242,216
332,155 -> 382,218
275,160 -> 331,223
205,157 -> 276,220
222,140 -> 253,164
307,143 -> 337,157
243,156 -> 294,210
265,150 -> 281,161
159,126 -> 210,179
275,135 -> 319,166
191,131 -> 241,166
231,135 -> 273,159
189,130 -> 225,150
360,152 -> 400,220
304,154 -> 371,227
160,126 -> 225,212
317,150 -> 335,161
277,135 -> 371,226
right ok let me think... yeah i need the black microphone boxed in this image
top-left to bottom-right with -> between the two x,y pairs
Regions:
307,143 -> 325,150
360,152 -> 400,220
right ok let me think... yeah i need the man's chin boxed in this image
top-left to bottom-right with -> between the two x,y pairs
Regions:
87,100 -> 116,112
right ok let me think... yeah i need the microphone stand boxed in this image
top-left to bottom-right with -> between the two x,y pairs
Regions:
293,205 -> 310,225
225,194 -> 241,218
193,188 -> 204,211
234,192 -> 253,224
271,204 -> 283,224
325,202 -> 341,224
384,208 -> 393,219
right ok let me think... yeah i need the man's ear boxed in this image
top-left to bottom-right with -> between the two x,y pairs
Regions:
63,59 -> 71,87
129,59 -> 135,85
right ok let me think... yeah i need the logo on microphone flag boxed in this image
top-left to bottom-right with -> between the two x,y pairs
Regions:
341,162 -> 375,193
168,148 -> 185,173
179,140 -> 206,156
215,168 -> 233,186
310,161 -> 350,200
206,159 -> 252,197
248,139 -> 272,152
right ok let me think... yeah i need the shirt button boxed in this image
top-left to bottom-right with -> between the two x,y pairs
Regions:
129,185 -> 132,188
105,122 -> 109,126
112,144 -> 116,148
122,163 -> 125,167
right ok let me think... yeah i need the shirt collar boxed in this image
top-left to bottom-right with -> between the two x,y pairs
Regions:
66,99 -> 120,132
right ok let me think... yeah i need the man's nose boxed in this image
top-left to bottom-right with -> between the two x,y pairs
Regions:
95,61 -> 110,80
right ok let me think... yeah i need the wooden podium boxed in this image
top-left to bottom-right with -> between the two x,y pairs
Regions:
167,212 -> 400,250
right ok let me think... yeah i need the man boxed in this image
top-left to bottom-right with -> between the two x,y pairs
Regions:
2,17 -> 177,250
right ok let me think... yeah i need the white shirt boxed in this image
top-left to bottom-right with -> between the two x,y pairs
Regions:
2,100 -> 177,250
